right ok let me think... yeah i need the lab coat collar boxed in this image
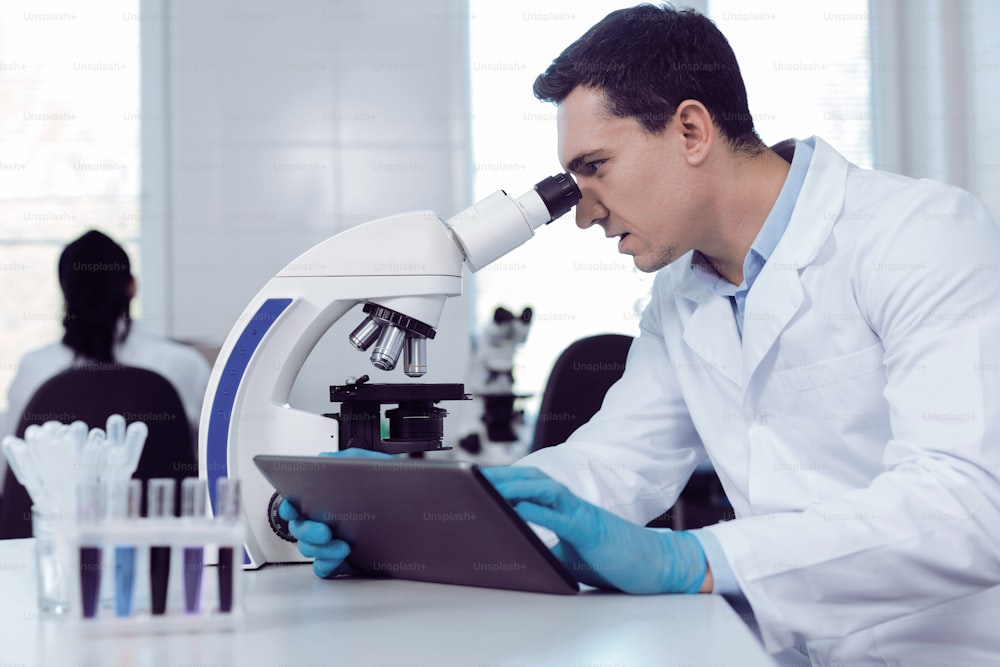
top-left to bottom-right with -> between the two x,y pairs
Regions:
671,252 -> 742,386
681,285 -> 744,386
673,136 -> 850,389
740,137 -> 848,386
672,255 -> 713,303
765,136 -> 848,270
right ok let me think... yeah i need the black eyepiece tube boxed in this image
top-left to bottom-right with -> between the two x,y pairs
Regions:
534,173 -> 581,222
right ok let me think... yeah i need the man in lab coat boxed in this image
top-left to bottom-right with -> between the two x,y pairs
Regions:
285,5 -> 1000,665
492,4 -> 1000,665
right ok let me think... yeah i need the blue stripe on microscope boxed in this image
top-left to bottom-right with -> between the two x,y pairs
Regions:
206,298 -> 292,564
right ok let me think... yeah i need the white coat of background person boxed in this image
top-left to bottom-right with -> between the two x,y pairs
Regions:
0,230 -> 211,493
507,6 -> 1000,667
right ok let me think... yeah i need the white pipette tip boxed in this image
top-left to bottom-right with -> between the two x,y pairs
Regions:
123,421 -> 149,478
1,434 -> 19,455
68,420 -> 89,454
86,428 -> 106,448
41,421 -> 67,439
2,438 -> 21,471
106,414 -> 126,447
4,436 -> 51,510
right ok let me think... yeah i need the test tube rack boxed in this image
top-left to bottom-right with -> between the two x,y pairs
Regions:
66,516 -> 246,635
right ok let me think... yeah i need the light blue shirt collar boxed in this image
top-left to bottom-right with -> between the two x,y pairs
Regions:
749,137 -> 813,269
690,137 -> 815,334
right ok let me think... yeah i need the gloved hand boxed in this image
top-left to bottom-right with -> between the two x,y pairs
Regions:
481,466 -> 707,594
278,447 -> 393,578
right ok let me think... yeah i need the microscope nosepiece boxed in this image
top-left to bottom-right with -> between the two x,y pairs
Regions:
352,303 -> 438,374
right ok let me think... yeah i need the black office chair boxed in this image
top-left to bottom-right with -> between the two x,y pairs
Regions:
531,334 -> 634,452
529,333 -> 729,530
0,364 -> 196,538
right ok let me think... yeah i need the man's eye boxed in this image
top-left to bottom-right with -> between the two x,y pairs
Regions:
584,159 -> 605,174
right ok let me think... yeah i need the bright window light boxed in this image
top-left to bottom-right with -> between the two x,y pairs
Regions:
0,1 -> 141,412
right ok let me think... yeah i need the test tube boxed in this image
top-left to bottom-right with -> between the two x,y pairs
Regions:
181,478 -> 207,614
77,481 -> 103,619
108,479 -> 141,618
147,478 -> 175,615
215,477 -> 240,613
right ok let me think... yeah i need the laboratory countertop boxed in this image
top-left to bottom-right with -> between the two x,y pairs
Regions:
0,538 -> 777,667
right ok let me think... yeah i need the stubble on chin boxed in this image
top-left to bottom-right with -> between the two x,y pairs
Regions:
633,246 -> 678,273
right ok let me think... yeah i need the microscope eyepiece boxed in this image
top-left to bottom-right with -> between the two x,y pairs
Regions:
533,173 -> 581,222
445,172 -> 581,272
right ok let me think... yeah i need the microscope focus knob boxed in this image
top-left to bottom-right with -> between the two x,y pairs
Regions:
266,491 -> 297,543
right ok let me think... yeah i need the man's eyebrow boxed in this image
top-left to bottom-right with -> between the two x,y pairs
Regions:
566,151 -> 602,173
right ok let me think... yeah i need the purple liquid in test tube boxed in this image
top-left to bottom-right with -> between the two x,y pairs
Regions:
181,477 -> 207,614
77,481 -> 102,619
147,478 -> 175,615
215,477 -> 240,613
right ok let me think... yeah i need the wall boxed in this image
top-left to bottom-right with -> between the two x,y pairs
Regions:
140,0 -> 474,416
870,0 -> 1000,218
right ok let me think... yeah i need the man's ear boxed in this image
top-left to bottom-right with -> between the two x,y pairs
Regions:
674,99 -> 713,167
129,275 -> 137,300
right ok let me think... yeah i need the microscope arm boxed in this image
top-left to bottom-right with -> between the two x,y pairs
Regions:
199,174 -> 580,567
200,212 -> 463,567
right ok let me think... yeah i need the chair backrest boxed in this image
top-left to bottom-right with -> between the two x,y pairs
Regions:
0,364 -> 196,538
530,333 -> 633,452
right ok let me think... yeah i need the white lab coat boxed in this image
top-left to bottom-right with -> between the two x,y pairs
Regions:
521,137 -> 1000,666
0,325 -> 211,492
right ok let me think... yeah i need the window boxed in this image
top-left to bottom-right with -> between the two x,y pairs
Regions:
0,1 -> 140,412
708,0 -> 872,167
468,1 -> 872,419
469,3 -> 654,419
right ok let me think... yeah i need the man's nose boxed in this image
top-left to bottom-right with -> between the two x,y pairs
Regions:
575,190 -> 609,229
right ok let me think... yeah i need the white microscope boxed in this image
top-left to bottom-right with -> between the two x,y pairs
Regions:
455,305 -> 535,464
198,174 -> 580,568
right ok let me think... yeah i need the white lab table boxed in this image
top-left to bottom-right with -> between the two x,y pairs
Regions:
0,538 -> 777,666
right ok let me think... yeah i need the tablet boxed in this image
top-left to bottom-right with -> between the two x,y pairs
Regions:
253,454 -> 579,595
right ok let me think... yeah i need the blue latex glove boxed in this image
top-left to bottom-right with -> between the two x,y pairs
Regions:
481,466 -> 707,594
277,447 -> 393,578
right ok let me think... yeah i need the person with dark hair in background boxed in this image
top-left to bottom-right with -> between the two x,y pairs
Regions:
0,230 -> 211,493
280,5 -> 1000,665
